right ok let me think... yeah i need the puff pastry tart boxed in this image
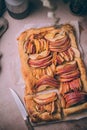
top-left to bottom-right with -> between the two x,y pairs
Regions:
17,24 -> 87,123
24,92 -> 61,122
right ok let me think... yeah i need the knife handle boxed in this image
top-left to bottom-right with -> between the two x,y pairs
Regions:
25,117 -> 34,130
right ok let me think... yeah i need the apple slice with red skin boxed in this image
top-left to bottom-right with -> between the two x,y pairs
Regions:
62,51 -> 70,61
49,35 -> 69,46
39,39 -> 45,51
49,37 -> 70,49
50,42 -> 71,53
56,61 -> 77,75
64,91 -> 87,108
29,51 -> 50,60
33,92 -> 57,105
62,48 -> 74,61
59,71 -> 80,82
28,54 -> 52,65
60,75 -> 80,82
64,92 -> 82,102
60,78 -> 81,95
28,53 -> 52,68
29,59 -> 52,68
59,69 -> 80,82
59,51 -> 73,62
66,97 -> 85,108
69,78 -> 81,90
32,44 -> 36,54
60,69 -> 80,79
50,38 -> 71,52
68,48 -> 74,61
56,54 -> 64,65
24,40 -> 36,54
35,75 -> 59,89
60,82 -> 70,94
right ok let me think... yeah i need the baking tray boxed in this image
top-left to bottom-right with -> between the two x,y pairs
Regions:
11,21 -> 87,126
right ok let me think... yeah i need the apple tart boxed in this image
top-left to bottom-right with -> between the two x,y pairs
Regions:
17,24 -> 87,123
24,92 -> 61,123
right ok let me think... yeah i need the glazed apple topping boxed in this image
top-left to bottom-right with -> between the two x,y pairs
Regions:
67,48 -> 74,60
33,92 -> 57,105
59,68 -> 80,82
34,38 -> 49,53
46,30 -> 75,62
53,48 -> 74,66
24,33 -> 49,55
69,78 -> 82,90
28,51 -> 52,68
56,61 -> 77,75
60,78 -> 82,95
33,92 -> 59,114
56,54 -> 64,65
49,35 -> 71,53
34,75 -> 59,91
39,38 -> 49,52
33,92 -> 60,114
29,50 -> 50,60
60,47 -> 74,61
24,40 -> 36,54
45,29 -> 72,53
64,91 -> 87,108
49,34 -> 68,46
60,82 -> 70,95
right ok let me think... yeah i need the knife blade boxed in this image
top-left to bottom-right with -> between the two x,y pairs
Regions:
9,88 -> 34,130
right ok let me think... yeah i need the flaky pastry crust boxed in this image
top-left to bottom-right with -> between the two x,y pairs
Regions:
17,24 -> 87,122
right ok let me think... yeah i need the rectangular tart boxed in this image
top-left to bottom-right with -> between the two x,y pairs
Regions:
17,24 -> 87,122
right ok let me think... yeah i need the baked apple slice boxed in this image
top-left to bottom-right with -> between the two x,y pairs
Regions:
28,51 -> 52,68
49,36 -> 71,52
59,47 -> 74,62
59,69 -> 80,82
64,91 -> 87,108
34,75 -> 59,92
24,40 -> 36,54
56,61 -> 77,75
60,82 -> 70,95
29,50 -> 50,60
60,78 -> 82,95
67,48 -> 74,61
69,78 -> 82,90
56,54 -> 64,65
33,92 -> 57,105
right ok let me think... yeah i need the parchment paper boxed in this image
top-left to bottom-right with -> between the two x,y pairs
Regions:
10,21 -> 87,126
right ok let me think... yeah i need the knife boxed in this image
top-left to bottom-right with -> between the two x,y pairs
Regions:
9,88 -> 34,130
